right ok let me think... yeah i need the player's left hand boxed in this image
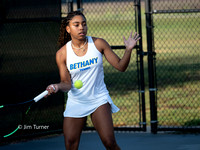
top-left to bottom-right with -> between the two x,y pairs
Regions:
123,32 -> 140,51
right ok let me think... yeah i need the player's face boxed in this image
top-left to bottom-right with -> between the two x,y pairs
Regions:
66,15 -> 87,40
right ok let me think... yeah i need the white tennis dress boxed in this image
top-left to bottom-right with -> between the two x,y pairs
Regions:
63,36 -> 119,118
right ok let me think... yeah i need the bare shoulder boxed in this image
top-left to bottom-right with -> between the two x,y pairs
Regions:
92,37 -> 108,45
56,45 -> 66,63
92,37 -> 110,53
56,45 -> 66,56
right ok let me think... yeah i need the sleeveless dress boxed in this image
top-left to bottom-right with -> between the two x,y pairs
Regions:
63,36 -> 119,118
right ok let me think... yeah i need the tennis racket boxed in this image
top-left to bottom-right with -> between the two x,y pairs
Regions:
0,90 -> 48,139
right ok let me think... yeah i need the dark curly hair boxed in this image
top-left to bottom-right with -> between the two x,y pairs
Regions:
57,11 -> 86,49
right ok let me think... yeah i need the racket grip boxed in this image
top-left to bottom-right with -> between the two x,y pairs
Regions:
33,90 -> 48,102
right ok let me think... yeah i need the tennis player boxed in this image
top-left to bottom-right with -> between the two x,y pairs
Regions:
46,11 -> 140,150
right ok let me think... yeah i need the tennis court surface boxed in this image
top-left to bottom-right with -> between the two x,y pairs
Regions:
0,131 -> 200,150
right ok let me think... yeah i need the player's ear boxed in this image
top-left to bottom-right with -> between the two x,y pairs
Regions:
66,26 -> 70,34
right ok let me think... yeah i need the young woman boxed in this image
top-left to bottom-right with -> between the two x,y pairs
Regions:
46,11 -> 140,150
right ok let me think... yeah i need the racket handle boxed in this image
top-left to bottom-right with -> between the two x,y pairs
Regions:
33,90 -> 48,102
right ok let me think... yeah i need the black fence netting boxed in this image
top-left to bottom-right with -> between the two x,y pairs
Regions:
0,0 -> 61,20
0,0 -> 64,143
151,0 -> 200,130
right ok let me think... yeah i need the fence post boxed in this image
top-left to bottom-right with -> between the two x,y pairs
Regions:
135,0 -> 146,131
145,0 -> 157,134
67,0 -> 73,12
77,0 -> 83,11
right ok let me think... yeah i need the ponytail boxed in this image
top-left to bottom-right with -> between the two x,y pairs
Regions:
57,19 -> 71,49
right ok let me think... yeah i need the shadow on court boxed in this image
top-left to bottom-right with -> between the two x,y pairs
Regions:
0,131 -> 200,150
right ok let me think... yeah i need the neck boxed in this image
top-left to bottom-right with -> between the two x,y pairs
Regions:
71,37 -> 88,50
71,37 -> 87,48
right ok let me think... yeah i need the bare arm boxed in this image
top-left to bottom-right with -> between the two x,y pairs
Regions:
46,45 -> 71,95
95,32 -> 140,72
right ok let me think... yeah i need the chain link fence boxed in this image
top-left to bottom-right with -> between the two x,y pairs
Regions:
151,0 -> 200,130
